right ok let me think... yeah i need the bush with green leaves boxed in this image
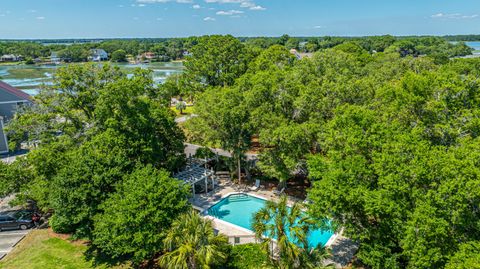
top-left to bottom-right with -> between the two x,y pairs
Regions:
92,165 -> 190,263
226,244 -> 272,269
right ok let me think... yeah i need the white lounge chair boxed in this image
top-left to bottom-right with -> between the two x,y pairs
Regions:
250,179 -> 261,191
273,187 -> 285,196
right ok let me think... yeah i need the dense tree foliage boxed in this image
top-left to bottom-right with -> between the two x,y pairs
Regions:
6,64 -> 186,240
305,66 -> 480,268
110,49 -> 127,62
187,86 -> 252,181
0,158 -> 31,198
445,241 -> 480,269
93,165 -> 190,263
183,35 -> 252,88
226,244 -> 273,269
186,35 -> 480,268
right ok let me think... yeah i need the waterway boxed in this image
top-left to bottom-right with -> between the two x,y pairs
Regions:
465,41 -> 480,54
0,62 -> 184,96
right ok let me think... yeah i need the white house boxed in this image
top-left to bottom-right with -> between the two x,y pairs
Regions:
89,49 -> 108,62
0,55 -> 21,62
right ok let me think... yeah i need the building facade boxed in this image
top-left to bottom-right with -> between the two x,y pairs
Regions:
0,81 -> 32,154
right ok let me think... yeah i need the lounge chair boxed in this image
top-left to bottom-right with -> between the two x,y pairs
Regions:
250,179 -> 261,191
273,187 -> 285,196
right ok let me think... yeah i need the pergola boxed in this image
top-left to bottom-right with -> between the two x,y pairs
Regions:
174,158 -> 217,196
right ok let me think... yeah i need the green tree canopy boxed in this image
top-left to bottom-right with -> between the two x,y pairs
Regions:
110,49 -> 127,62
184,35 -> 251,88
8,63 -> 186,240
93,165 -> 190,263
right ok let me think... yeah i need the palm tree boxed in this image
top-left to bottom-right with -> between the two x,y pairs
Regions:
252,195 -> 333,269
159,210 -> 230,269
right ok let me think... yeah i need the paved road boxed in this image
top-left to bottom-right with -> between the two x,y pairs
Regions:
0,230 -> 29,260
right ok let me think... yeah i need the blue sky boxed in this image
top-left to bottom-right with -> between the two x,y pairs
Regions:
0,0 -> 479,38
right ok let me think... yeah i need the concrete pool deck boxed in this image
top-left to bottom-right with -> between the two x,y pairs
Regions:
190,180 -> 358,268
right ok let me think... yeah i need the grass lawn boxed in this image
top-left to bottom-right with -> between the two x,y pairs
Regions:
0,229 -> 131,269
171,105 -> 194,117
3,67 -> 54,80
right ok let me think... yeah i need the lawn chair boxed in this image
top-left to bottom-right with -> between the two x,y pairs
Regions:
250,179 -> 261,191
273,186 -> 285,196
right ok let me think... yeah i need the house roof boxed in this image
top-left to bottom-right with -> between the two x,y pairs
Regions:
91,49 -> 108,55
0,80 -> 32,101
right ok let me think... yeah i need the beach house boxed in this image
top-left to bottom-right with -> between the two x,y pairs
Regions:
89,49 -> 109,62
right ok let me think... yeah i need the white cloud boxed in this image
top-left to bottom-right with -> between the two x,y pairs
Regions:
206,0 -> 266,11
249,5 -> 265,11
314,25 -> 324,29
431,13 -> 478,19
28,9 -> 37,13
36,16 -> 45,20
203,16 -> 216,21
134,0 -> 266,12
216,9 -> 243,15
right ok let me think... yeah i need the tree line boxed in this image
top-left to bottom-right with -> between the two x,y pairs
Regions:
0,34 -> 474,64
0,38 -> 198,62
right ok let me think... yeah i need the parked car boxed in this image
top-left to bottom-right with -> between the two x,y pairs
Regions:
0,214 -> 33,231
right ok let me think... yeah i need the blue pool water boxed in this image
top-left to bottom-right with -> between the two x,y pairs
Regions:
207,194 -> 334,247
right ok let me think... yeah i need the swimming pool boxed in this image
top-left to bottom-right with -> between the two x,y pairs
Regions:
207,193 -> 334,247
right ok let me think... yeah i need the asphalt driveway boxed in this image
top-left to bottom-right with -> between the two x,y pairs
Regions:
0,229 -> 29,260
